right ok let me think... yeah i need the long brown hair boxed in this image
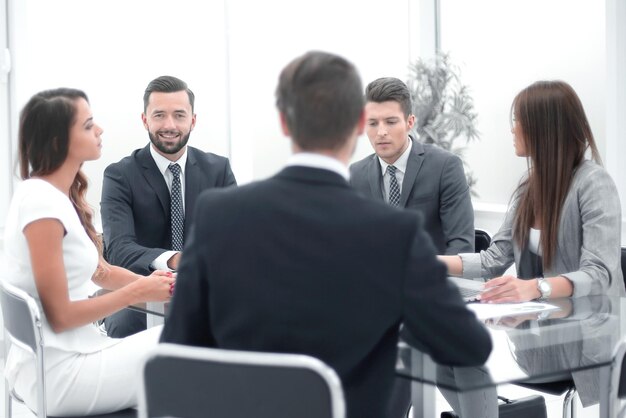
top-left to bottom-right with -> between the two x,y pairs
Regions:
512,81 -> 601,269
18,88 -> 102,255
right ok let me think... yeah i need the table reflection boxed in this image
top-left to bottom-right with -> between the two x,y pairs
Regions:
397,296 -> 622,417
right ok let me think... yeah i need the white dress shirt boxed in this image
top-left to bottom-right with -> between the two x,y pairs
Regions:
529,228 -> 542,255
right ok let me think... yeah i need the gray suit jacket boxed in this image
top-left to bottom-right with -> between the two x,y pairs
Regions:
461,160 -> 625,297
350,135 -> 474,255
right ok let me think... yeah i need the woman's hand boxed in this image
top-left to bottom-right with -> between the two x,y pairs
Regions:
479,275 -> 540,303
129,271 -> 176,303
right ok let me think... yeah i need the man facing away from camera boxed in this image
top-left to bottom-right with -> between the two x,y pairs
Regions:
160,51 -> 491,418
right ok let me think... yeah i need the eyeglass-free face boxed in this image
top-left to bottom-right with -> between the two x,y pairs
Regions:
510,112 -> 527,157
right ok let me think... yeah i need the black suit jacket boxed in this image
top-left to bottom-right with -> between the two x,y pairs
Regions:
101,145 -> 236,275
160,165 -> 491,418
350,135 -> 474,255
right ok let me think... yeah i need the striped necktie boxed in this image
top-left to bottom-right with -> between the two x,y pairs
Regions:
387,165 -> 401,207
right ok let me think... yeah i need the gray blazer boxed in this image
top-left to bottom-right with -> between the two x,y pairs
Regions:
461,160 -> 625,297
350,135 -> 474,255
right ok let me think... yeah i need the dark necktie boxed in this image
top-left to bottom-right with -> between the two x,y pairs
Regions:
387,165 -> 401,207
169,163 -> 184,251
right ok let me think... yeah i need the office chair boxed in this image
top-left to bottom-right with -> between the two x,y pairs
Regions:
474,228 -> 492,253
621,247 -> 626,287
606,247 -> 626,417
139,343 -> 346,418
609,335 -> 626,418
0,281 -> 136,418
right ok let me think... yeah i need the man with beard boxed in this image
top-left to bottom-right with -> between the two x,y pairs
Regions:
101,75 -> 236,337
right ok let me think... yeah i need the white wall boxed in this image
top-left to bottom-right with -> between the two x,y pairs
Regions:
606,0 -> 626,244
9,0 -> 231,230
439,0 -> 607,206
226,0 -> 420,182
0,0 -> 12,240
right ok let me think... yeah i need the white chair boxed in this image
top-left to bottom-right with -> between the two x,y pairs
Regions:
0,281 -> 135,418
139,343 -> 346,418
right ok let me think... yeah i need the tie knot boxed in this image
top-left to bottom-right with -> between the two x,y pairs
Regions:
169,163 -> 181,177
387,165 -> 397,176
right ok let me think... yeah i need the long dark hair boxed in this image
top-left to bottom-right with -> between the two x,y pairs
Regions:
18,88 -> 102,255
512,81 -> 601,268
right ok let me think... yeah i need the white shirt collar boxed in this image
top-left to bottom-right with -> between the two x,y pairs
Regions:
378,137 -> 412,176
286,152 -> 350,181
149,145 -> 188,176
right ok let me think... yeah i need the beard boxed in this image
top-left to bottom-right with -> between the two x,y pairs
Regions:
148,129 -> 191,155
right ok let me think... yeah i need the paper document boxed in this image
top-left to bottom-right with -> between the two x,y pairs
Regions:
467,301 -> 560,320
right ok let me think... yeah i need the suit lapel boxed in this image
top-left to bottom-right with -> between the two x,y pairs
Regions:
400,137 -> 425,207
138,145 -> 170,216
367,155 -> 384,200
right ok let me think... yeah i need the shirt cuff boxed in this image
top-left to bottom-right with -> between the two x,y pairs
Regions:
151,251 -> 179,272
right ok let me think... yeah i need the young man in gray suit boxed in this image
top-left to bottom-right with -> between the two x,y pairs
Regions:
101,76 -> 237,337
350,77 -> 474,255
350,77 -> 475,417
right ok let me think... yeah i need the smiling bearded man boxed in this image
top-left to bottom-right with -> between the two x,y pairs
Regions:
100,75 -> 237,338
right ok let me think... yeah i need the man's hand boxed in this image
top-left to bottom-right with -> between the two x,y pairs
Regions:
167,252 -> 182,270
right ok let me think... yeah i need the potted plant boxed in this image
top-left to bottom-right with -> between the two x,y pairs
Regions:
407,52 -> 480,195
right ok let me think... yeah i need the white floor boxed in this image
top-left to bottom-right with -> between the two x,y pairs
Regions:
0,361 -> 600,418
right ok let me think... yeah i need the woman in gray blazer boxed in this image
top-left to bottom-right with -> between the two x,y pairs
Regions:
442,80 -> 624,302
438,80 -> 624,418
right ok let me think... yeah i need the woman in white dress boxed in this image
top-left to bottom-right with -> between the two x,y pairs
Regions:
3,88 -> 175,416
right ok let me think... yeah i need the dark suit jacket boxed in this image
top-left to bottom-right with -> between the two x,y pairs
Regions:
350,135 -> 474,255
101,145 -> 236,275
160,165 -> 492,418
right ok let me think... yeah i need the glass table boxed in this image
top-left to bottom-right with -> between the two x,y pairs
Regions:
92,288 -> 167,326
396,296 -> 624,417
126,301 -> 167,327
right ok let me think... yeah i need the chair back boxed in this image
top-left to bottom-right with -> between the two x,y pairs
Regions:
474,228 -> 492,253
0,282 -> 41,353
609,337 -> 626,417
0,281 -> 47,418
139,344 -> 345,418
